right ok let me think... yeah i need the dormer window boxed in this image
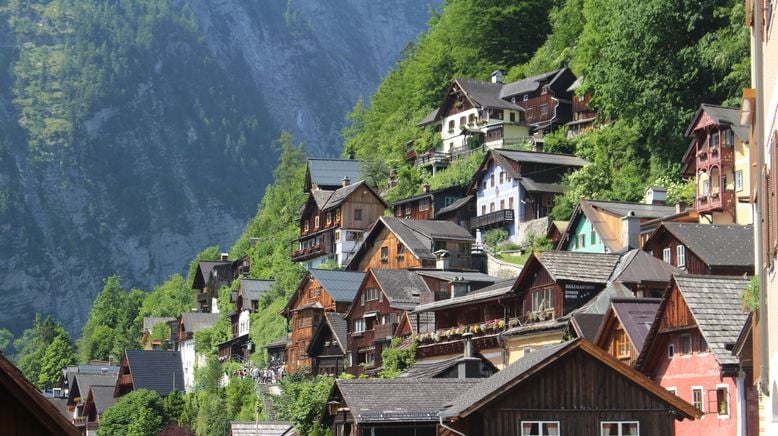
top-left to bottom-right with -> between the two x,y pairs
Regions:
710,130 -> 720,149
303,221 -> 309,232
335,209 -> 341,223
314,216 -> 320,229
522,94 -> 529,102
326,212 -> 332,226
722,129 -> 734,146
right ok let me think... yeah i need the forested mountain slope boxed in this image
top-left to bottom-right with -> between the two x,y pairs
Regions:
0,0 -> 436,334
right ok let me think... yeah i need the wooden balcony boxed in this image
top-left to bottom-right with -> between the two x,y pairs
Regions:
414,151 -> 450,169
374,322 -> 398,341
470,209 -> 514,230
117,373 -> 133,386
696,146 -> 734,169
291,244 -> 327,262
696,190 -> 736,214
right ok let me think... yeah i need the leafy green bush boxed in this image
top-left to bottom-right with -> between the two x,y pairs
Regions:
483,229 -> 509,248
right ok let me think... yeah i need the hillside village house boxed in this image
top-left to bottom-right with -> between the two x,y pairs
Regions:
141,316 -> 174,350
293,179 -> 387,269
681,104 -> 753,225
81,385 -> 115,435
191,254 -> 249,312
216,278 -> 274,362
556,196 -> 679,253
642,222 -> 754,276
174,312 -> 219,392
467,149 -> 587,244
391,184 -> 464,221
412,68 -> 578,174
635,275 -> 756,435
304,156 -> 363,192
345,269 -> 429,375
306,313 -> 348,377
345,217 -> 477,272
65,372 -> 117,431
114,350 -> 185,398
594,298 -> 663,367
564,77 -> 598,137
281,269 -> 364,372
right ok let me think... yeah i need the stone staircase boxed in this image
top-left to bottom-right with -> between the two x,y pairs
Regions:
256,382 -> 278,420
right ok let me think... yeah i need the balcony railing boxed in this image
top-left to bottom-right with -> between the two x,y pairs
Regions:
470,209 -> 515,230
374,322 -> 398,340
697,146 -> 734,168
696,190 -> 735,213
291,244 -> 327,262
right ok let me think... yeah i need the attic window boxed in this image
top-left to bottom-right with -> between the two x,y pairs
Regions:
722,129 -> 734,146
681,333 -> 692,354
314,216 -> 320,229
522,94 -> 529,102
354,209 -> 362,221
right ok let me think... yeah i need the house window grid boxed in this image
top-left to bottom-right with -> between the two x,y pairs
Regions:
364,288 -> 380,302
667,343 -> 675,358
615,329 -> 630,359
662,248 -> 672,264
532,287 -> 555,313
419,198 -> 430,211
600,421 -> 639,436
520,421 -> 559,436
699,334 -> 709,353
681,333 -> 693,355
354,209 -> 362,221
380,246 -> 389,263
353,319 -> 366,333
715,384 -> 729,417
735,170 -> 743,192
692,387 -> 704,413
676,245 -> 686,268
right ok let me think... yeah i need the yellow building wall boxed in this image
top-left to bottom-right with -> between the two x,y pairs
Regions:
505,330 -> 564,365
735,138 -> 754,224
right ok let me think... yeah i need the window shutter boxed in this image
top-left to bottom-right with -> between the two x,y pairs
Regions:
771,141 -> 778,254
764,166 -> 772,268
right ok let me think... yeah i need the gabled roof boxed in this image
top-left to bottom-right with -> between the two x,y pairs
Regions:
499,68 -> 568,98
595,298 -> 662,353
307,312 -> 348,355
391,185 -> 464,207
305,158 -> 364,191
684,104 -> 749,141
644,222 -> 754,270
69,373 -> 117,405
492,149 -> 589,168
440,338 -> 700,420
413,279 -> 516,314
468,149 -> 587,195
143,317 -> 175,333
397,353 -> 498,379
436,195 -> 474,217
456,79 -> 525,111
516,252 -> 622,288
86,385 -> 117,415
609,249 -> 681,285
347,217 -> 474,269
309,269 -> 365,303
240,278 -> 275,303
180,312 -> 220,334
333,379 -> 481,424
230,421 -> 296,436
570,313 -> 605,341
191,261 -> 230,289
370,269 -> 429,308
123,350 -> 184,397
0,353 -> 80,435
566,76 -> 584,92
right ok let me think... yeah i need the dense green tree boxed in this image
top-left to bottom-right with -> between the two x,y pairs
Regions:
14,314 -> 74,388
38,334 -> 76,388
138,274 -> 195,319
380,337 -> 417,378
276,371 -> 335,436
0,328 -> 13,355
77,275 -> 145,362
99,389 -> 167,436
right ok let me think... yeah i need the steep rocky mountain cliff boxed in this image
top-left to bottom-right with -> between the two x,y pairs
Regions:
0,0 -> 437,334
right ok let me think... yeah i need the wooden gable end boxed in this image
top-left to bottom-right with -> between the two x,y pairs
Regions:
517,260 -> 559,319
596,312 -> 639,367
473,347 -> 677,435
441,82 -> 477,119
338,186 -> 385,230
356,226 -> 425,272
659,285 -> 695,332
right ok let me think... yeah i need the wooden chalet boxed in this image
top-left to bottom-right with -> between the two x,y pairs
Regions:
217,278 -> 274,362
175,312 -> 219,391
438,339 -> 701,435
322,378 -> 481,436
82,385 -> 116,435
307,313 -> 348,377
345,217 -> 476,272
294,179 -> 387,269
502,251 -> 623,363
304,156 -> 363,192
564,77 -> 598,137
642,222 -> 755,275
506,68 -> 577,133
114,350 -> 184,398
264,337 -> 288,369
635,274 -> 756,435
467,149 -> 587,243
411,278 -> 517,367
556,198 -> 678,253
141,316 -> 174,350
391,184 -> 465,221
594,298 -> 663,367
281,269 -> 364,372
65,372 -> 117,430
0,352 -> 80,435
345,269 -> 430,375
681,104 -> 753,225
191,254 -> 249,312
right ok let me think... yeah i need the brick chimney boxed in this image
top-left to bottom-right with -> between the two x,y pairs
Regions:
342,176 -> 350,187
220,252 -> 229,261
422,182 -> 430,193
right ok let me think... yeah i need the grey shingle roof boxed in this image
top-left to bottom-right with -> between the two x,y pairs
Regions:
413,270 -> 500,284
192,261 -> 230,289
587,200 -> 679,219
371,269 -> 429,308
570,313 -> 604,341
125,350 -> 185,396
534,251 -> 622,283
240,278 -> 275,302
326,312 -> 348,352
143,317 -> 175,333
518,178 -> 565,194
436,195 -> 474,217
397,354 -> 497,379
673,275 -> 750,366
440,343 -> 567,417
610,249 -> 681,285
382,217 -> 474,260
685,104 -> 749,141
609,298 -> 663,353
70,373 -> 117,404
499,69 -> 566,98
457,79 -> 525,111
88,385 -> 117,414
307,158 -> 364,189
309,269 -> 365,303
336,379 -> 481,424
229,421 -> 296,436
494,149 -> 588,168
180,313 -> 220,334
659,222 -> 754,268
413,279 -> 515,313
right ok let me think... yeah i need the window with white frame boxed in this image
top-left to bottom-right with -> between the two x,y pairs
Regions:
364,287 -> 380,302
735,170 -> 743,192
419,198 -> 430,211
601,421 -> 639,435
353,319 -> 366,333
676,245 -> 686,268
532,287 -> 555,312
692,387 -> 704,412
716,385 -> 729,417
667,343 -> 675,358
520,421 -> 559,436
662,247 -> 672,264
